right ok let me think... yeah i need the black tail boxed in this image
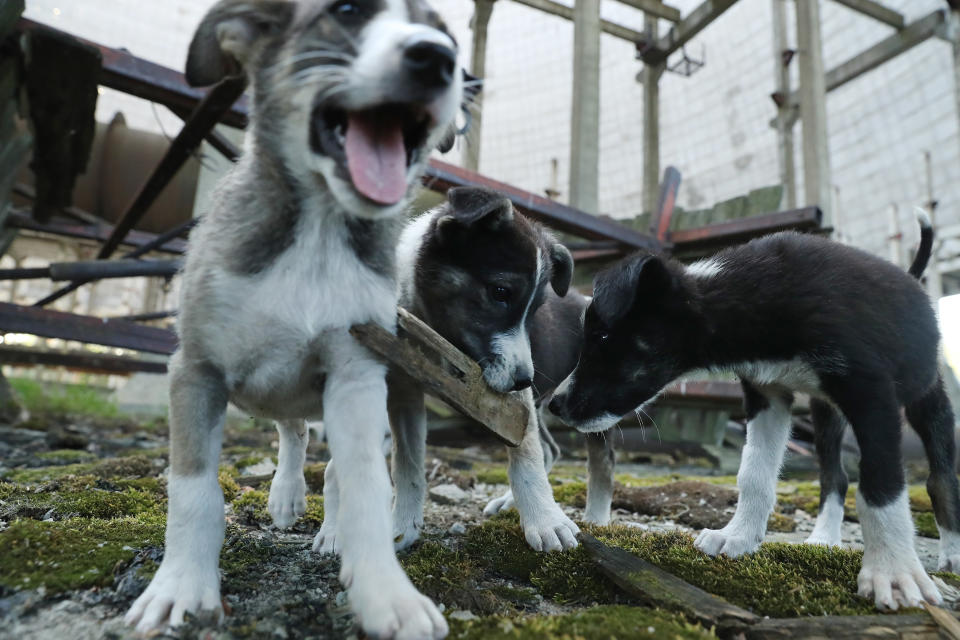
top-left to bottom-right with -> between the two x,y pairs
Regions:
908,208 -> 933,279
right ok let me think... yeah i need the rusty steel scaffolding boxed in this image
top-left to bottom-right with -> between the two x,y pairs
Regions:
0,18 -> 820,381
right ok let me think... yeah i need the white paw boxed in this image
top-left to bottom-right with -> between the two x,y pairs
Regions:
393,512 -> 423,552
124,561 -> 221,633
313,520 -> 339,555
939,554 -> 960,574
349,573 -> 448,640
695,526 -> 761,558
583,507 -> 611,526
804,532 -> 842,547
483,490 -> 515,516
267,473 -> 307,529
858,558 -> 942,610
522,507 -> 579,552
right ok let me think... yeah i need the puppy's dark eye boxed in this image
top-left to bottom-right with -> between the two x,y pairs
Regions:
598,332 -> 610,342
330,0 -> 364,19
489,285 -> 511,303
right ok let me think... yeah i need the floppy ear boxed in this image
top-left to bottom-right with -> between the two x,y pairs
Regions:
446,187 -> 513,226
634,255 -> 673,296
186,0 -> 294,87
550,243 -> 574,297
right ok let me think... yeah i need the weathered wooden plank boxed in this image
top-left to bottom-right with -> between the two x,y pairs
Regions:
578,532 -> 759,630
832,0 -> 904,30
745,611 -> 960,639
350,308 -> 528,447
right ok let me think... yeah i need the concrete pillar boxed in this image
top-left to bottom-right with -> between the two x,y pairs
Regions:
463,0 -> 495,172
952,10 -> 960,172
569,0 -> 601,214
771,0 -> 797,210
642,16 -> 665,217
795,0 -> 832,228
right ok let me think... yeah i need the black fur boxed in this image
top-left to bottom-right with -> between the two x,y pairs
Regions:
551,227 -> 959,529
346,216 -> 402,278
810,398 -> 849,512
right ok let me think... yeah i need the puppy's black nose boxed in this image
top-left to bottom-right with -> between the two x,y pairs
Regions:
511,377 -> 533,392
404,41 -> 455,88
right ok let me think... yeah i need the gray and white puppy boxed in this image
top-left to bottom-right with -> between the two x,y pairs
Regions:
124,1 -> 462,638
388,187 -> 582,551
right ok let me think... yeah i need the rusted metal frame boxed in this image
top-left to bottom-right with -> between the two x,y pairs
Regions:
640,0 -> 741,64
425,160 -> 662,250
16,18 -> 249,129
169,105 -> 242,162
90,75 -> 245,265
0,346 -> 167,374
0,258 -> 180,282
0,301 -> 177,354
13,183 -> 101,226
109,310 -> 176,323
5,210 -> 189,255
32,217 -> 197,307
669,206 -> 823,252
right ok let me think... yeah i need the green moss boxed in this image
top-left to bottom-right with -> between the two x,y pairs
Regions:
448,605 -> 714,640
402,540 -> 505,614
233,488 -> 270,524
219,468 -> 240,502
914,511 -> 939,538
593,527 -> 876,617
464,513 -> 615,605
234,454 -> 273,470
35,450 -> 97,465
10,377 -> 118,418
4,462 -> 97,483
553,481 -> 587,508
0,515 -> 164,593
489,584 -> 538,606
766,512 -> 796,533
476,466 -> 509,485
0,474 -> 164,520
304,462 -> 326,493
909,485 -> 933,512
614,474 -> 737,489
302,494 -> 324,527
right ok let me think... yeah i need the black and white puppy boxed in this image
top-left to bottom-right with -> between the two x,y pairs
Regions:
386,186 -> 582,551
550,214 -> 959,610
125,1 -> 462,638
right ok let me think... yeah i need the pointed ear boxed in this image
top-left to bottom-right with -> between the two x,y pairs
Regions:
446,187 -> 513,226
186,0 -> 294,87
634,255 -> 673,296
550,244 -> 574,297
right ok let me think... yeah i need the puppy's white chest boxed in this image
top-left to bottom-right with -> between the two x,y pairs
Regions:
733,359 -> 823,395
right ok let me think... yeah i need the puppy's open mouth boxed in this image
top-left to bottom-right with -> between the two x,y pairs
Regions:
311,104 -> 432,206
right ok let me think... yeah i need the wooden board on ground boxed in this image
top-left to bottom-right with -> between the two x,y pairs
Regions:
350,308 -> 528,447
578,532 -> 759,631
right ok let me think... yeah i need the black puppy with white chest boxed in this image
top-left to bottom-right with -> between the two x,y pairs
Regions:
550,214 -> 959,610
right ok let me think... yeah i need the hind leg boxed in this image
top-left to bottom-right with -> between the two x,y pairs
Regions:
805,400 -> 848,547
584,431 -> 615,525
833,378 -> 941,609
268,419 -> 308,528
388,370 -> 427,551
696,381 -> 792,557
906,376 -> 960,573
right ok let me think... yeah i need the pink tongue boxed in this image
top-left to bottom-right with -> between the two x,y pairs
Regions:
344,113 -> 408,205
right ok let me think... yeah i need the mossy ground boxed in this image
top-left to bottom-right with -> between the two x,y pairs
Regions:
3,386 -> 957,637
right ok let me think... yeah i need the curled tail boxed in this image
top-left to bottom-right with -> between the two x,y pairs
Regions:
908,208 -> 934,279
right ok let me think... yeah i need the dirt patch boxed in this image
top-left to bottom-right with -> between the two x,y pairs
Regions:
612,480 -> 738,529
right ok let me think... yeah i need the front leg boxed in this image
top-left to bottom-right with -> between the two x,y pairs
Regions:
125,355 -> 227,632
483,407 -> 558,517
323,349 -> 446,639
388,370 -> 427,551
584,431 -> 615,525
507,390 -> 579,551
696,381 -> 791,558
268,419 -> 308,528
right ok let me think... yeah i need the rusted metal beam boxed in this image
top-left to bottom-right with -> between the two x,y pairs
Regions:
0,258 -> 181,281
670,206 -> 822,254
642,0 -> 741,64
0,302 -> 177,354
5,210 -> 188,255
32,217 -> 196,307
93,76 -> 245,263
0,346 -> 167,374
831,0 -> 904,30
425,160 -> 662,250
